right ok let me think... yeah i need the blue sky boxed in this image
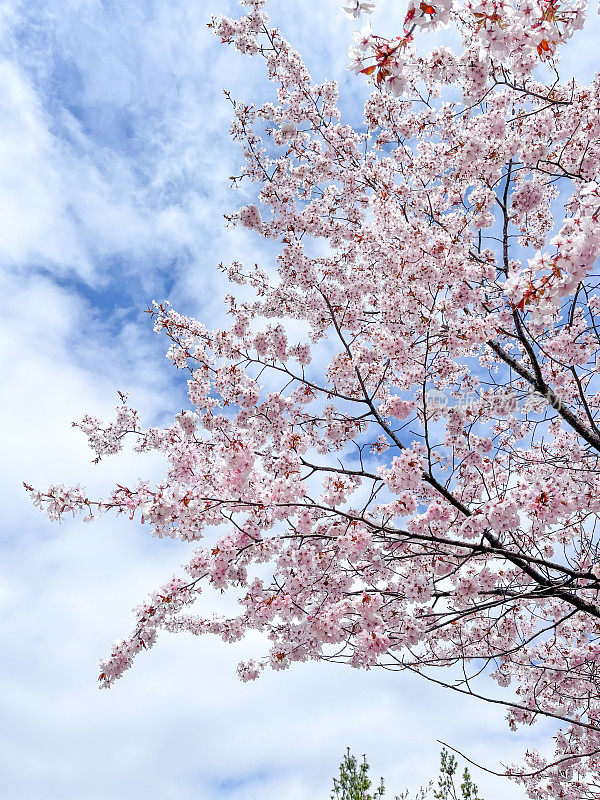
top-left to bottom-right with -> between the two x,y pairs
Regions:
3,2 -> 600,798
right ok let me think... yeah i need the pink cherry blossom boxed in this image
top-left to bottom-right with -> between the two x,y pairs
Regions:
27,2 -> 600,798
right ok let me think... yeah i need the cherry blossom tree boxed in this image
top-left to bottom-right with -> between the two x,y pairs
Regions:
27,0 -> 600,797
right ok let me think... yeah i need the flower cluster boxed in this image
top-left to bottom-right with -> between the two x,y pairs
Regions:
349,0 -> 585,100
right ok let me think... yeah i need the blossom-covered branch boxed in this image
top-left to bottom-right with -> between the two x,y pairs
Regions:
29,0 -> 600,797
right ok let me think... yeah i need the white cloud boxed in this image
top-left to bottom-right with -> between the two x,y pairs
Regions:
6,0 -> 599,798
0,61 -> 93,274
